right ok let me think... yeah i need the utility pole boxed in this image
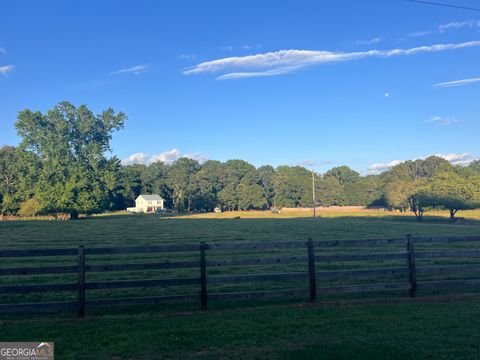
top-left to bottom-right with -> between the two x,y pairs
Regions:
312,170 -> 316,218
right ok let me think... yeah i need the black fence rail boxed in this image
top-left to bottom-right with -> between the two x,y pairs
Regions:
1,235 -> 480,317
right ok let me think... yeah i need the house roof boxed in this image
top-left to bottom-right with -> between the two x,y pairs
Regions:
137,194 -> 163,201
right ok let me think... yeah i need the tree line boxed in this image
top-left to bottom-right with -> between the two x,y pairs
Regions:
1,102 -> 479,219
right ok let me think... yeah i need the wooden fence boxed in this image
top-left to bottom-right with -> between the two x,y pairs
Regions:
1,234 -> 480,317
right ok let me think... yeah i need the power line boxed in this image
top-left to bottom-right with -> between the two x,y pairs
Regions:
403,0 -> 480,12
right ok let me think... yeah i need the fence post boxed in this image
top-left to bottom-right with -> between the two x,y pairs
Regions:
200,242 -> 208,311
406,234 -> 417,297
307,238 -> 317,302
77,245 -> 86,318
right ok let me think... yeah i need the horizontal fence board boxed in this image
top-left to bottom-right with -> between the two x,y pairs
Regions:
208,288 -> 308,300
208,272 -> 308,284
316,267 -> 409,279
86,294 -> 198,307
414,236 -> 480,244
85,244 -> 200,255
0,248 -> 77,258
416,250 -> 480,259
313,238 -> 406,247
85,277 -> 199,290
86,260 -> 199,273
207,256 -> 308,267
418,278 -> 480,288
0,265 -> 78,276
207,241 -> 307,251
0,301 -> 76,313
417,264 -> 480,275
317,282 -> 411,294
315,252 -> 407,262
0,283 -> 77,294
1,234 -> 480,315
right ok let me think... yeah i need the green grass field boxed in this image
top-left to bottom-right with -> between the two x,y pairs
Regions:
1,209 -> 480,359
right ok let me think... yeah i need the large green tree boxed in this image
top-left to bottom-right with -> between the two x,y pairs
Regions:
14,101 -> 126,217
258,165 -> 276,208
0,146 -> 20,213
273,166 -> 311,207
143,162 -> 172,207
384,180 -> 416,211
192,160 -> 225,211
218,160 -> 256,210
421,172 -> 476,220
167,158 -> 200,212
324,166 -> 360,186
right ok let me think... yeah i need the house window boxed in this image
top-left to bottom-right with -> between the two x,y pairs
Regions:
148,201 -> 152,204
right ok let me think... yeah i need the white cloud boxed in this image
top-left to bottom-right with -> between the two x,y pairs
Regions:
295,160 -> 336,168
438,20 -> 479,33
384,92 -> 390,97
217,65 -> 303,80
121,152 -> 149,165
122,149 -> 208,165
353,37 -> 383,46
184,152 -> 209,163
220,45 -> 233,52
0,65 -> 14,75
0,48 -> 5,54
296,160 -> 317,167
435,153 -> 476,166
369,160 -> 403,174
434,77 -> 480,88
184,41 -> 480,80
179,54 -> 197,61
425,116 -> 458,125
369,153 -> 478,173
149,148 -> 181,164
406,30 -> 431,38
111,64 -> 149,75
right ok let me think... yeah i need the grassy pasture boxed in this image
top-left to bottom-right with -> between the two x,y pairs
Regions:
1,210 -> 480,359
2,298 -> 480,359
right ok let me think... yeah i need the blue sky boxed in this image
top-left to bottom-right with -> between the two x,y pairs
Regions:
0,0 -> 479,174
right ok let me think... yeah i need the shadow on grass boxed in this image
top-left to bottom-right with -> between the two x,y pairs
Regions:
87,211 -> 480,227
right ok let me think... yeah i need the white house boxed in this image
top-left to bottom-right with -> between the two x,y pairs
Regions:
127,194 -> 164,213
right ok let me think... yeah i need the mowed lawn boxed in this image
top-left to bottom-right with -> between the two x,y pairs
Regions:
2,299 -> 480,359
2,209 -> 480,249
1,210 -> 480,359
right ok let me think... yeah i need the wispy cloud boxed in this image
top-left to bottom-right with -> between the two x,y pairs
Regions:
296,160 -> 317,167
403,19 -> 479,40
433,77 -> 480,88
217,65 -> 303,80
368,153 -> 478,173
438,20 -> 480,33
353,37 -> 383,46
369,160 -> 403,174
296,160 -> 336,168
425,116 -> 458,125
0,47 -> 5,54
179,54 -> 197,61
0,65 -> 14,75
184,41 -> 480,80
149,149 -> 181,164
406,30 -> 432,38
121,152 -> 150,165
111,64 -> 149,75
436,153 -> 477,166
122,148 -> 208,165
